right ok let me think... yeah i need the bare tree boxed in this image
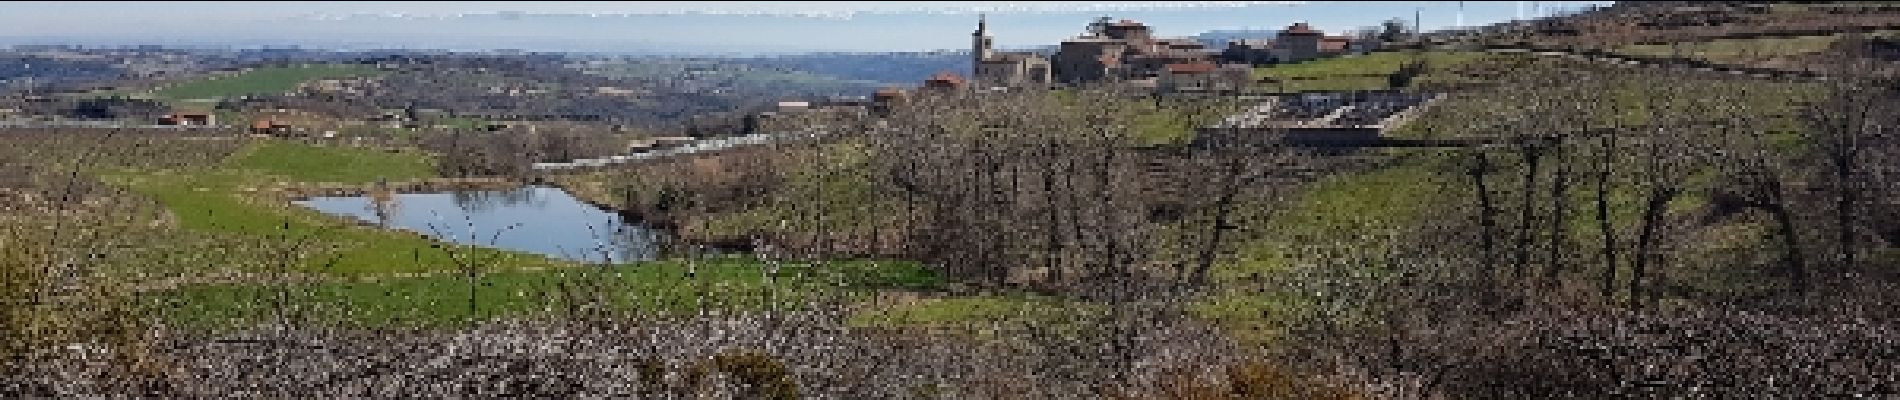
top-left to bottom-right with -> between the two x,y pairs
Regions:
1468,150 -> 1500,302
1716,81 -> 1811,293
1802,46 -> 1890,275
1596,126 -> 1619,300
1545,134 -> 1573,285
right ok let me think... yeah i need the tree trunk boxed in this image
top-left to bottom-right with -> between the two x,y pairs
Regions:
1632,187 -> 1677,308
984,145 -> 1007,282
1064,154 -> 1089,284
1835,160 -> 1855,274
1097,146 -> 1122,279
1042,145 -> 1065,284
1514,144 -> 1543,280
1546,137 -> 1571,285
1597,132 -> 1617,299
1472,152 -> 1498,302
1767,196 -> 1806,293
1192,156 -> 1247,285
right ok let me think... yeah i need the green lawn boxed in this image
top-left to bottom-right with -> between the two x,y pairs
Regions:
1252,51 -> 1491,93
154,64 -> 383,101
1187,291 -> 1311,345
96,140 -> 552,276
95,139 -> 951,329
162,258 -> 944,328
1261,76 -> 1395,93
227,141 -> 435,184
1227,152 -> 1449,278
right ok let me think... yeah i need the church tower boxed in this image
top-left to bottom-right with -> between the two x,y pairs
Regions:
972,14 -> 993,69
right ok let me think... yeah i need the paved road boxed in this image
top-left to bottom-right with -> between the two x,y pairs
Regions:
532,130 -> 825,170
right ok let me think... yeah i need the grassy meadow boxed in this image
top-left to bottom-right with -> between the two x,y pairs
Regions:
153,64 -> 384,101
162,257 -> 943,328
33,138 -> 955,330
1252,50 -> 1492,92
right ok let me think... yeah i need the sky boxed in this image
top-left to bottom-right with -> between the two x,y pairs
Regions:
0,1 -> 1615,55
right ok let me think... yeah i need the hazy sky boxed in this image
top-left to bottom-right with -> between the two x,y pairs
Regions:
1,1 -> 1614,54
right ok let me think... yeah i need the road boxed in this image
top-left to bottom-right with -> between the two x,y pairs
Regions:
531,130 -> 826,170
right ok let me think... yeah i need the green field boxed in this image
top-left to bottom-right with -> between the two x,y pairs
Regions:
1253,51 -> 1491,92
88,139 -> 958,330
161,258 -> 943,328
154,64 -> 384,101
227,140 -> 436,184
1617,35 -> 1840,64
96,140 -> 558,276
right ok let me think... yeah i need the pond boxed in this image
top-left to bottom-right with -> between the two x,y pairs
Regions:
294,186 -> 662,264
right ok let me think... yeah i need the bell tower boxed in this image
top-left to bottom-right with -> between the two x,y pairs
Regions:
972,14 -> 993,69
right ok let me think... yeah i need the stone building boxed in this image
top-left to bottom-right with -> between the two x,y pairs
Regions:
971,15 -> 1053,88
1277,22 -> 1326,63
1051,18 -> 1216,85
1222,22 -> 1365,65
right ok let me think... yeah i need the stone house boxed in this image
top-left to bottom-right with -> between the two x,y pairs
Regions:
1048,18 -> 1217,84
1223,22 -> 1366,66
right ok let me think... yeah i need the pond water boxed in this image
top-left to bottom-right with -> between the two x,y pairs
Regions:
294,186 -> 662,264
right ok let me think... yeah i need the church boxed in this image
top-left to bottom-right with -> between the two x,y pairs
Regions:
970,15 -> 1054,88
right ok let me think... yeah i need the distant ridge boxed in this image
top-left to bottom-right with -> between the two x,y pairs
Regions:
1193,29 -> 1283,47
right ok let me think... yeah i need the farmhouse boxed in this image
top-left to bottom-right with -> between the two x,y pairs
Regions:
1222,22 -> 1368,65
159,112 -> 215,126
250,119 -> 293,136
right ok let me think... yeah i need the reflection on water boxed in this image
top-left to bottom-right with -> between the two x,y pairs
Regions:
295,186 -> 661,264
448,187 -> 539,213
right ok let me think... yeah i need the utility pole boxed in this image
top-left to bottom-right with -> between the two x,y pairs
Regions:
1415,8 -> 1422,44
1457,1 -> 1465,27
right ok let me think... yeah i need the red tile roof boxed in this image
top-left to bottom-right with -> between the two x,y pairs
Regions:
927,71 -> 965,83
1284,22 -> 1320,35
924,71 -> 967,88
1321,37 -> 1352,51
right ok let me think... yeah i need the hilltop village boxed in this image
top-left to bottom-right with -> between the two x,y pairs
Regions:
7,2 -> 1900,397
968,16 -> 1374,90
777,15 -> 1382,113
746,16 -> 1425,150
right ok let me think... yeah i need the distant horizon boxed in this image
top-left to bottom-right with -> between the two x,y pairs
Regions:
2,1 -> 1614,56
